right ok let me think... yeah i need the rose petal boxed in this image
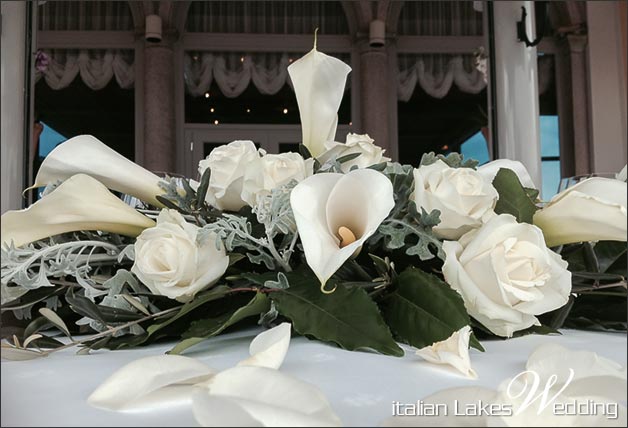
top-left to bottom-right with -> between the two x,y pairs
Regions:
198,365 -> 341,427
415,326 -> 478,379
238,323 -> 292,370
1,174 -> 155,248
30,135 -> 165,207
526,343 -> 627,385
193,394 -> 341,427
88,355 -> 215,411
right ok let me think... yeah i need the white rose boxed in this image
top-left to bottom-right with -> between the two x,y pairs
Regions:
533,177 -> 627,247
132,209 -> 229,302
477,158 -> 536,188
318,133 -> 390,172
241,152 -> 313,207
442,214 -> 571,337
197,140 -> 260,212
412,160 -> 499,240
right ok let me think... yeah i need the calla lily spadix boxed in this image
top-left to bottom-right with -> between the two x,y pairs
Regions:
290,168 -> 394,293
533,177 -> 627,247
30,135 -> 165,207
287,32 -> 351,158
1,174 -> 155,248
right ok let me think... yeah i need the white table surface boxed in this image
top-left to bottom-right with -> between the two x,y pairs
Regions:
2,328 -> 626,427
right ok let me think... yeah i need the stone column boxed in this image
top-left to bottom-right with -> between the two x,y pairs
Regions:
143,39 -> 176,173
1,1 -> 26,213
493,1 -> 542,188
567,35 -> 591,175
359,45 -> 390,154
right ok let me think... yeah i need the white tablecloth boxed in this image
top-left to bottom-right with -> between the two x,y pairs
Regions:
2,328 -> 626,427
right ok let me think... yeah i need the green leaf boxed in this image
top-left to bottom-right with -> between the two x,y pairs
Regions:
512,324 -> 561,337
66,293 -> 107,325
271,273 -> 403,357
38,308 -> 72,339
336,152 -> 361,164
594,241 -> 627,274
298,143 -> 313,160
492,168 -> 539,224
196,167 -> 211,208
169,292 -> 270,354
146,285 -> 231,337
382,267 -> 484,351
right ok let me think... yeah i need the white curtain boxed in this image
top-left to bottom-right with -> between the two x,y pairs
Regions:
35,49 -> 134,90
38,1 -> 134,31
184,52 -> 350,98
397,1 -> 483,36
398,54 -> 486,100
186,1 -> 348,34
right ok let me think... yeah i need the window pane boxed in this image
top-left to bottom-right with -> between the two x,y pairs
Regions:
460,130 -> 490,165
542,160 -> 561,200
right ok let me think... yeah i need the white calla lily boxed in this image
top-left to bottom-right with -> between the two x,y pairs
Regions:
87,355 -> 215,411
1,174 -> 155,248
290,168 -> 394,292
238,322 -> 292,369
533,177 -> 627,247
30,135 -> 165,207
287,37 -> 351,157
415,325 -> 477,379
196,366 -> 342,427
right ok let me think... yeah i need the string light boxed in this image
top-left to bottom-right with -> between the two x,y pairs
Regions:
442,145 -> 449,150
283,108 -> 288,114
214,120 -> 219,125
204,92 -> 210,98
246,108 -> 251,113
240,56 -> 245,62
349,121 -> 353,126
210,108 -> 215,113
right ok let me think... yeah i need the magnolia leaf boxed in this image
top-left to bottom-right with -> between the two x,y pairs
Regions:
271,272 -> 403,357
23,316 -> 52,339
336,152 -> 361,164
228,253 -> 246,266
298,143 -> 313,160
196,167 -> 211,208
512,324 -> 561,338
382,268 -> 484,351
121,294 -> 151,316
170,293 -> 270,355
1,344 -> 46,361
147,285 -> 231,338
594,241 -> 627,274
66,293 -> 107,325
38,308 -> 72,338
492,168 -> 538,224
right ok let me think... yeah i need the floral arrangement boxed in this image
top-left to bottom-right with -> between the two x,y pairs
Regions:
2,44 -> 627,367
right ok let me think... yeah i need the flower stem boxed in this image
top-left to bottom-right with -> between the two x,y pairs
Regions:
40,306 -> 181,357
